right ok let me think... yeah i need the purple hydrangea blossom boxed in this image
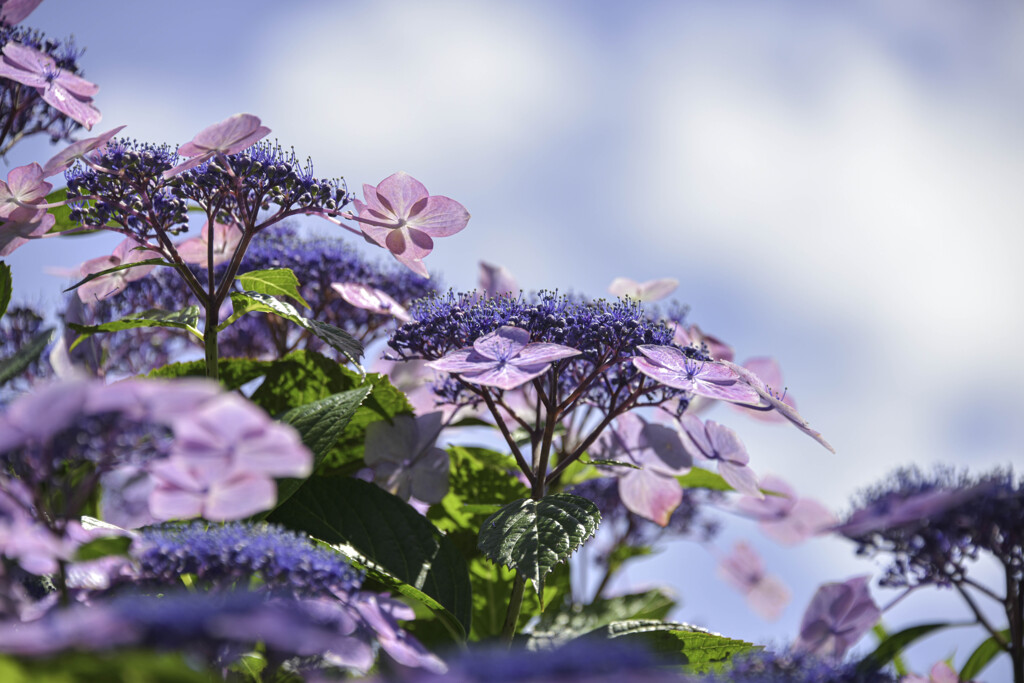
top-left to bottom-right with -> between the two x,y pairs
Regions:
592,412 -> 692,526
681,414 -> 762,499
0,41 -> 100,128
364,412 -> 449,503
0,201 -> 52,255
427,325 -> 581,391
175,220 -> 242,268
346,172 -> 470,277
793,575 -> 882,660
0,0 -> 43,26
41,123 -> 124,177
700,648 -> 899,683
76,237 -> 161,303
332,281 -> 411,323
608,277 -> 679,302
163,113 -> 270,178
0,162 -> 50,216
734,474 -> 835,545
729,357 -> 799,424
632,345 -> 760,406
717,541 -> 791,620
479,260 -> 517,297
672,323 -> 735,362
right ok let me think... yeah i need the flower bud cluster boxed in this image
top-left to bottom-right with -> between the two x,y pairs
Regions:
65,139 -> 188,238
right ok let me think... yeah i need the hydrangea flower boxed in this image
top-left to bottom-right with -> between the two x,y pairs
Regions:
729,357 -> 799,424
348,172 -> 470,277
0,41 -> 100,128
0,479 -> 73,574
793,575 -> 881,660
163,113 -> 270,178
0,0 -> 43,26
364,412 -> 449,503
632,345 -> 760,406
0,162 -> 50,216
681,414 -> 762,499
717,541 -> 790,620
672,323 -> 734,362
903,662 -> 975,683
608,276 -> 678,302
332,281 -> 411,323
701,648 -> 898,683
76,237 -> 161,303
479,260 -> 517,297
427,325 -> 581,391
174,220 -> 242,267
592,412 -> 692,526
41,124 -> 124,177
734,474 -> 835,545
0,201 -> 52,255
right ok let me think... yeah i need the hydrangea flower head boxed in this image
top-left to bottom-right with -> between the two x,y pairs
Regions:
351,171 -> 470,277
163,112 -> 270,178
633,345 -> 760,406
427,325 -> 581,391
0,41 -> 100,128
794,575 -> 881,660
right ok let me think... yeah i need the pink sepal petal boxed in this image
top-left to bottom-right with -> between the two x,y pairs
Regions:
619,467 -> 682,527
473,326 -> 530,360
513,342 -> 581,365
204,475 -> 277,521
374,172 -> 429,218
463,363 -> 545,390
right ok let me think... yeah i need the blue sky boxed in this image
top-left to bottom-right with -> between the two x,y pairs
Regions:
5,1 -> 1023,676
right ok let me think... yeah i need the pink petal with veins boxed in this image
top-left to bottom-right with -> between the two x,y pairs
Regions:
375,172 -> 429,217
473,326 -> 530,360
619,467 -> 682,527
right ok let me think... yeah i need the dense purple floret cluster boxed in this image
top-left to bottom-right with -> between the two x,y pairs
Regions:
169,140 -> 350,220
0,26 -> 85,149
839,467 -> 1022,587
65,139 -> 188,237
130,522 -> 363,598
389,290 -> 699,409
0,305 -> 53,394
695,649 -> 898,683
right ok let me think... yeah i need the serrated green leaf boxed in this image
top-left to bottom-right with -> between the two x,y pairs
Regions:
226,291 -> 362,363
63,258 -> 171,293
236,268 -> 310,309
0,327 -> 53,387
67,306 -> 202,351
530,589 -> 677,649
0,261 -> 10,321
960,629 -> 1010,681
147,356 -> 274,389
857,622 -> 951,674
73,536 -> 132,562
271,386 -> 372,508
597,620 -> 756,672
477,493 -> 600,600
268,476 -> 472,636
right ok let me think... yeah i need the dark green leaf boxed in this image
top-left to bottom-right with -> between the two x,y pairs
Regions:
236,268 -> 310,309
595,620 -> 756,672
530,589 -> 677,649
73,536 -> 132,562
68,306 -> 202,351
467,558 -> 570,641
858,622 -> 951,673
960,629 -> 1010,681
268,476 -> 472,636
477,493 -> 600,600
147,357 -> 274,390
582,457 -> 641,470
0,261 -> 10,321
0,327 -> 53,387
273,387 -> 372,508
63,258 -> 171,293
0,649 -> 214,682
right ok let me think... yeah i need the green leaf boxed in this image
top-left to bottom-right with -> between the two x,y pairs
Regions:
272,386 -> 372,508
67,306 -> 202,351
961,629 -> 1010,681
236,267 -> 310,309
147,356 -> 274,390
467,557 -> 570,641
595,620 -> 756,672
268,477 -> 472,636
582,457 -> 641,470
676,468 -> 737,492
73,536 -> 132,562
530,589 -> 677,649
857,622 -> 951,673
0,327 -> 53,387
0,649 -> 215,682
226,291 -> 362,363
477,493 -> 600,600
0,261 -> 10,321
63,258 -> 172,293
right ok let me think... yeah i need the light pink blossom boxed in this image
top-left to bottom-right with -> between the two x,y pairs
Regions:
794,575 -> 881,660
672,324 -> 735,362
608,277 -> 678,302
0,162 -> 50,217
632,345 -> 760,406
0,203 -> 53,256
0,42 -> 100,128
717,541 -> 790,620
735,474 -> 835,545
0,0 -> 44,25
427,326 -> 580,391
350,172 -> 469,278
479,261 -> 517,298
176,220 -> 242,268
163,113 -> 270,178
331,282 -> 410,323
76,237 -> 161,303
681,414 -> 762,499
902,662 -> 974,683
41,125 -> 126,177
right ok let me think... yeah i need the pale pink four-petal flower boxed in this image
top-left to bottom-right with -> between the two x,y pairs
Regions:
351,172 -> 470,278
426,326 -> 580,391
734,474 -> 835,545
163,113 -> 270,178
364,412 -> 449,503
632,345 -> 760,406
0,42 -> 101,128
175,220 -> 243,268
0,162 -> 54,256
608,277 -> 678,302
794,575 -> 881,660
681,414 -> 763,499
41,125 -> 126,178
76,237 -> 161,303
717,541 -> 790,620
331,282 -> 410,323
